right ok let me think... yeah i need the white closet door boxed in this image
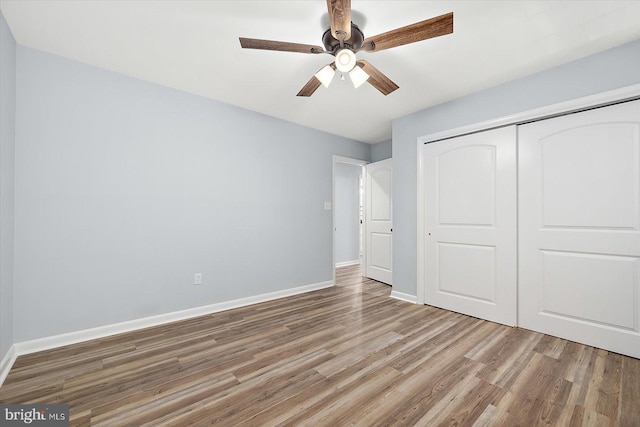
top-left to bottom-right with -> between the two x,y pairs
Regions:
424,126 -> 517,326
519,100 -> 640,358
365,158 -> 392,285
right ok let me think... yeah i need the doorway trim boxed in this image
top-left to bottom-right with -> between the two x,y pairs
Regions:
332,155 -> 368,285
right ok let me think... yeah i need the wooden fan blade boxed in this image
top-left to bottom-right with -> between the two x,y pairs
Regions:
361,12 -> 453,53
239,37 -> 325,54
326,0 -> 351,41
358,60 -> 399,95
297,76 -> 322,97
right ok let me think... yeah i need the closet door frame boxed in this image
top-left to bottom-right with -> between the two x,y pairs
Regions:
417,83 -> 640,306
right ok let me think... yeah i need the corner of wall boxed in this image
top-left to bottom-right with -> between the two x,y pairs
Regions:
0,345 -> 17,386
0,10 -> 17,372
370,139 -> 392,162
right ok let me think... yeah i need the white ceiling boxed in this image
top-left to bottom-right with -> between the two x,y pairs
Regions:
2,1 -> 640,144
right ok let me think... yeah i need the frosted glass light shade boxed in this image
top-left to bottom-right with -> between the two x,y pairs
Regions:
334,49 -> 356,72
314,65 -> 335,88
349,65 -> 369,88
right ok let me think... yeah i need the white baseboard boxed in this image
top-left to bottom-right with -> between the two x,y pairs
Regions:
0,345 -> 17,386
335,260 -> 360,268
390,290 -> 418,304
2,279 -> 334,385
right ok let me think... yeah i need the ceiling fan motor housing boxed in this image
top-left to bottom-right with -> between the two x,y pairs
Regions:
322,22 -> 364,53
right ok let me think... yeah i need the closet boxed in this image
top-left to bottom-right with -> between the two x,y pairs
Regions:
421,99 -> 640,358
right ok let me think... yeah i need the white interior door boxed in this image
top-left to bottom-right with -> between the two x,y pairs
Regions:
519,100 -> 640,359
424,126 -> 517,326
365,158 -> 392,285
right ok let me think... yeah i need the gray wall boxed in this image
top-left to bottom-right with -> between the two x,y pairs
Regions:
392,38 -> 640,297
370,139 -> 392,162
334,163 -> 361,265
13,46 -> 369,342
0,12 -> 16,362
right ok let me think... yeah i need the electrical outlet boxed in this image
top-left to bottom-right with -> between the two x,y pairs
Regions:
194,273 -> 202,285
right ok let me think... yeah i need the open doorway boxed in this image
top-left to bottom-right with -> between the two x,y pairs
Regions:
332,156 -> 367,283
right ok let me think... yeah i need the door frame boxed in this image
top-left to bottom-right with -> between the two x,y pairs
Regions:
332,155 -> 368,285
417,82 -> 640,305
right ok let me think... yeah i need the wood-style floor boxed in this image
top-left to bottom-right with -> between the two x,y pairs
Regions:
1,265 -> 639,426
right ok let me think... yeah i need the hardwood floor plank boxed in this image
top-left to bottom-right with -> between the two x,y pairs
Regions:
569,404 -> 586,426
144,349 -> 335,425
582,408 -> 615,426
596,352 -> 622,420
6,343 -> 136,382
1,264 -> 639,426
415,375 -> 504,426
291,366 -> 403,427
465,324 -> 513,361
566,345 -> 595,386
503,354 -> 573,423
534,334 -> 567,360
386,357 -> 485,426
393,317 -> 495,376
583,349 -> 609,411
27,360 -> 183,411
248,343 -> 418,426
87,361 -> 241,419
208,369 -> 327,426
474,327 -> 542,387
91,372 -> 238,426
620,355 -> 640,427
0,361 -> 101,400
101,333 -> 217,369
315,330 -> 404,377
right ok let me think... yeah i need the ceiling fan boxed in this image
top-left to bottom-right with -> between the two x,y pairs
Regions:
239,0 -> 453,97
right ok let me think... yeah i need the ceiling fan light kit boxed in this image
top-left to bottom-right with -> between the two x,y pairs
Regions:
349,65 -> 369,88
240,0 -> 453,97
315,64 -> 336,88
335,49 -> 356,73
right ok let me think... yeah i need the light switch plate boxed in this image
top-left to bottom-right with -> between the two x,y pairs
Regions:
324,202 -> 332,210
